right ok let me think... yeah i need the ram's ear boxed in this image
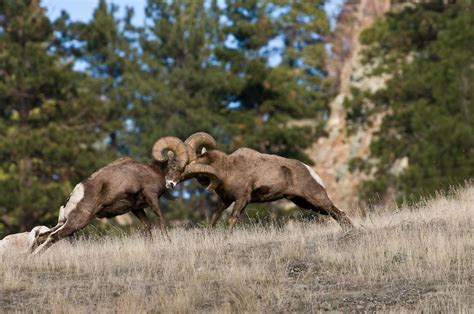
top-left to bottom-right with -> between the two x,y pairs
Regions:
201,147 -> 207,154
167,150 -> 174,159
185,132 -> 216,162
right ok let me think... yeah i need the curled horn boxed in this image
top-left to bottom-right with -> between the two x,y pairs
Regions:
185,132 -> 217,162
181,164 -> 221,191
152,137 -> 188,169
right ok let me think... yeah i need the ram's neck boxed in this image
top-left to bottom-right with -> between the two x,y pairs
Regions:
201,150 -> 225,166
149,160 -> 166,175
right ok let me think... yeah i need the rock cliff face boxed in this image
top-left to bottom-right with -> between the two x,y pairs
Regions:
307,0 -> 391,211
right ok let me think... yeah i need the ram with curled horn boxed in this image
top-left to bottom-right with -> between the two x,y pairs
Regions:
181,132 -> 354,235
31,136 -> 188,254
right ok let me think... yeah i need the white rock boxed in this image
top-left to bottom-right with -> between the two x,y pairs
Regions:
0,226 -> 50,255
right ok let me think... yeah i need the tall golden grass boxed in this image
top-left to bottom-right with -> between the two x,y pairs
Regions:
1,186 -> 473,312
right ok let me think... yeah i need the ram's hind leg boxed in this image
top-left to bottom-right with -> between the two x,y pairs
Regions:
33,212 -> 91,255
132,209 -> 153,238
143,190 -> 170,242
227,197 -> 250,236
209,199 -> 232,228
324,204 -> 353,230
291,193 -> 353,231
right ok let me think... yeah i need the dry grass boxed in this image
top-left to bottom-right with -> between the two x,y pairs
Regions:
1,186 -> 473,313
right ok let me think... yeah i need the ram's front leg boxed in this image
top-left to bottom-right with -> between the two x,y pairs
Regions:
227,197 -> 249,236
144,190 -> 170,242
33,211 -> 92,255
132,209 -> 153,238
209,198 -> 231,228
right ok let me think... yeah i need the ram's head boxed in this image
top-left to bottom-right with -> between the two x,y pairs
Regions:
152,136 -> 189,189
181,132 -> 222,191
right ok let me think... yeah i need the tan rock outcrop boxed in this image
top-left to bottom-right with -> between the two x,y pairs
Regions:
307,0 -> 391,212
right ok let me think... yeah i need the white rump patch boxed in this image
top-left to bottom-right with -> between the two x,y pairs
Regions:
303,164 -> 325,188
62,183 -> 85,219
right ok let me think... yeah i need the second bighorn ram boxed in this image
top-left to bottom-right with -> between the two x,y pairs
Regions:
32,137 -> 188,254
181,132 -> 354,234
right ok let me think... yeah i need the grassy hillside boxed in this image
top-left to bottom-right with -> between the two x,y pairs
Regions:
1,186 -> 473,312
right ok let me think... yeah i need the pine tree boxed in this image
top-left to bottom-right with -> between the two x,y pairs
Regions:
127,0 -> 233,155
0,0 -> 115,236
218,0 -> 330,162
56,0 -> 140,154
346,2 -> 474,203
130,0 -> 330,162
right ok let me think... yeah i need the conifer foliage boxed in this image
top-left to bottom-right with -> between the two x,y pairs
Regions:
347,2 -> 473,203
0,0 -> 115,234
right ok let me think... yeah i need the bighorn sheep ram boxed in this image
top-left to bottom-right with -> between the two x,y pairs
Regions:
32,136 -> 188,254
181,132 -> 354,234
0,226 -> 50,256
